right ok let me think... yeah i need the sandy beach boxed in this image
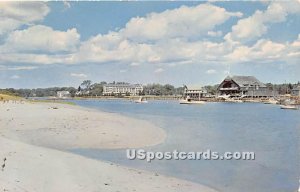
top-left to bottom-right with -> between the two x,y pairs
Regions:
0,102 -> 166,149
0,101 -> 217,192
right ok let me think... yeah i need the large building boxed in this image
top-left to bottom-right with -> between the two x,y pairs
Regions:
292,85 -> 300,97
217,75 -> 276,98
183,85 -> 207,100
103,83 -> 143,96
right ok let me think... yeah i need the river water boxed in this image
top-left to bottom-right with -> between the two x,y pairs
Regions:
69,99 -> 300,192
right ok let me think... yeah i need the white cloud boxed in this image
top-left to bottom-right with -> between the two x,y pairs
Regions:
75,32 -> 159,64
0,25 -> 80,64
4,25 -> 80,53
225,38 -> 299,64
225,1 -> 300,43
10,75 -> 20,79
0,53 -> 75,65
206,69 -> 217,74
121,3 -> 242,42
70,73 -> 87,78
75,34 -> 233,66
71,4 -> 243,66
9,66 -> 38,71
291,34 -> 300,48
207,31 -> 223,37
0,2 -> 49,36
0,2 -> 298,70
154,68 -> 164,73
0,66 -> 38,71
0,3 -> 243,66
221,29 -> 300,66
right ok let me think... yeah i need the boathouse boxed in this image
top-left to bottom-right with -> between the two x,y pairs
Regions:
217,76 -> 275,98
183,85 -> 207,100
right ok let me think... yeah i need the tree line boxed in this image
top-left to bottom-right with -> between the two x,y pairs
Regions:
77,81 -> 185,96
1,80 -> 299,98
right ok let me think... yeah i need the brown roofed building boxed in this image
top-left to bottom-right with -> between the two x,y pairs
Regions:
217,75 -> 277,98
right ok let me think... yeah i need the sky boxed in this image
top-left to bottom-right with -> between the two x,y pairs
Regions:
0,1 -> 299,88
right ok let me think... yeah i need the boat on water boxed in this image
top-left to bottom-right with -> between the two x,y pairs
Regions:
134,96 -> 148,104
179,98 -> 205,104
218,95 -> 243,103
280,105 -> 298,110
279,99 -> 298,109
218,95 -> 230,100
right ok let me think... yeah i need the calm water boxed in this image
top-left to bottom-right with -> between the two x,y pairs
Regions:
70,99 -> 300,192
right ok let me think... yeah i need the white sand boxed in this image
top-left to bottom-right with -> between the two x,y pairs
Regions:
0,102 -> 218,192
0,102 -> 166,149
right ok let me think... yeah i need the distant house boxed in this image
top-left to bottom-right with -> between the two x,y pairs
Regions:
291,85 -> 300,97
103,83 -> 143,96
75,90 -> 89,96
57,91 -> 71,98
183,85 -> 207,100
217,75 -> 276,98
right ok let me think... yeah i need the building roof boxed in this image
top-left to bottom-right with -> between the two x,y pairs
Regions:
292,85 -> 300,91
104,83 -> 143,88
185,85 -> 204,90
224,75 -> 266,87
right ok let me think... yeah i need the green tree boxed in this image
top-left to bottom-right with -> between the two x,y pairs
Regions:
90,83 -> 104,96
81,80 -> 92,91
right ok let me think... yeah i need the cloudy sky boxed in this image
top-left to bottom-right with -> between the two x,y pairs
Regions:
0,1 -> 299,88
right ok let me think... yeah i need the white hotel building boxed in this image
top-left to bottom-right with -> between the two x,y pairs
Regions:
103,83 -> 143,96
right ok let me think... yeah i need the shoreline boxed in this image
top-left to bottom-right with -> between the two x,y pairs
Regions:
0,101 -> 218,192
29,95 -> 300,105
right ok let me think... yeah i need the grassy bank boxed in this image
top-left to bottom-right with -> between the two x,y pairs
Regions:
0,93 -> 22,101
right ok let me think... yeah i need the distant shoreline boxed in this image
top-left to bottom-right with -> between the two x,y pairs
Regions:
26,95 -> 300,105
27,95 -> 183,101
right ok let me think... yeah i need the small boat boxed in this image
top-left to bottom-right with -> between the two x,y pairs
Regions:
234,100 -> 243,103
219,95 -> 243,103
218,95 -> 230,99
179,98 -> 205,104
135,96 -> 148,104
280,105 -> 298,110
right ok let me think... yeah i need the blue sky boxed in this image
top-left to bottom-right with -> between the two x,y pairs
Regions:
0,1 -> 299,88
